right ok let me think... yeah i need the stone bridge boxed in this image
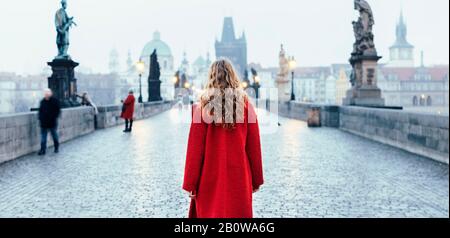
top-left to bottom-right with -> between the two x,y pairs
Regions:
0,106 -> 448,218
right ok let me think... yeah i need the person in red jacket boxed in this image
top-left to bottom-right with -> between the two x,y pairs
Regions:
121,89 -> 136,133
183,59 -> 264,218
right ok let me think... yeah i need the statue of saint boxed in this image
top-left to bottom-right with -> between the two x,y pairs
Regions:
277,44 -> 289,82
354,0 -> 374,33
352,0 -> 377,56
55,0 -> 76,59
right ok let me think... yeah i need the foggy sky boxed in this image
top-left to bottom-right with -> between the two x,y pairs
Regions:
0,0 -> 449,75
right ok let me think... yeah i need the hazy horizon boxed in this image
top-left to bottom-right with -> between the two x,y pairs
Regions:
0,0 -> 449,75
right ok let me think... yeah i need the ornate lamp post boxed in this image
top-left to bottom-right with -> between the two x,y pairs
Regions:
172,71 -> 180,100
184,82 -> 191,90
136,60 -> 146,103
289,57 -> 297,101
254,75 -> 261,100
250,68 -> 261,107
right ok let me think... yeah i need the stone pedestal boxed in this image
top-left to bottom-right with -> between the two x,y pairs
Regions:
47,59 -> 81,108
276,79 -> 291,103
343,54 -> 385,107
148,79 -> 162,102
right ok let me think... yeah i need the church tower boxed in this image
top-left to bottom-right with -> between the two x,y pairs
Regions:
215,17 -> 247,76
387,11 -> 415,67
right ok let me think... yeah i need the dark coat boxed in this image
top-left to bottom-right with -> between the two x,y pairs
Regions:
38,97 -> 61,128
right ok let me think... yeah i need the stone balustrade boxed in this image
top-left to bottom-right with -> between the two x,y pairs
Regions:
277,101 -> 449,164
0,101 -> 174,164
340,106 -> 449,164
0,107 -> 95,164
95,101 -> 174,129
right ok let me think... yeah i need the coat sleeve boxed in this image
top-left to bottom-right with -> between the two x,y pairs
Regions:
183,105 -> 208,192
38,101 -> 43,122
246,103 -> 264,189
123,95 -> 134,106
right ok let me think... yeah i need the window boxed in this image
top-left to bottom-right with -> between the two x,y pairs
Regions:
413,96 -> 418,106
420,97 -> 426,106
427,96 -> 432,106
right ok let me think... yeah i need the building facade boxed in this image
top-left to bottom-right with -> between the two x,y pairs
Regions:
379,65 -> 449,114
0,73 -> 47,114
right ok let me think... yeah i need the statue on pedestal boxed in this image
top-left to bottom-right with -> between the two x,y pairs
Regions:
47,0 -> 80,108
344,0 -> 385,107
148,50 -> 163,102
276,44 -> 291,102
352,0 -> 377,56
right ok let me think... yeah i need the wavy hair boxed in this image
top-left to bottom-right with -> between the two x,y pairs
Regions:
200,59 -> 247,129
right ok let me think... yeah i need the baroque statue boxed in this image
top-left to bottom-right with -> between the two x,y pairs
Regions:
148,50 -> 163,102
277,44 -> 290,82
352,0 -> 377,56
55,0 -> 77,59
344,0 -> 385,107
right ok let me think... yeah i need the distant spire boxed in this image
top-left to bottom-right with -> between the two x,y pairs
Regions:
393,10 -> 412,47
241,31 -> 246,42
109,48 -> 120,74
206,51 -> 211,65
126,50 -> 133,70
221,17 -> 236,42
421,51 -> 425,67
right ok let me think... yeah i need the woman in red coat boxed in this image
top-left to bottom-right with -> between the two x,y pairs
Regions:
183,59 -> 264,218
121,89 -> 135,133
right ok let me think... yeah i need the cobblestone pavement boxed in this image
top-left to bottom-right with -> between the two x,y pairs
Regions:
0,109 -> 448,218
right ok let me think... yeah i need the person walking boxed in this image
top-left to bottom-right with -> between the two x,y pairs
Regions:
183,59 -> 264,218
121,89 -> 136,133
38,89 -> 61,156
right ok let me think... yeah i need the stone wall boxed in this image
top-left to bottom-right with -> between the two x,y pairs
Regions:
96,101 -> 174,129
278,102 -> 340,127
0,101 -> 174,164
340,106 -> 449,164
277,101 -> 449,164
0,107 -> 95,164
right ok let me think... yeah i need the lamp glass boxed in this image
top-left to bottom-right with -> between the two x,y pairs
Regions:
136,61 -> 145,74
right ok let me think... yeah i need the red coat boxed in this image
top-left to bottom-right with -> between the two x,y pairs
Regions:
183,102 -> 264,218
120,94 -> 135,119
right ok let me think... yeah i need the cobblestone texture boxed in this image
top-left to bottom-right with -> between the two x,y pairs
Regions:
0,109 -> 448,218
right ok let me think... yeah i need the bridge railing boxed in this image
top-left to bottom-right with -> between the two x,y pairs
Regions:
277,101 -> 449,164
0,101 -> 174,164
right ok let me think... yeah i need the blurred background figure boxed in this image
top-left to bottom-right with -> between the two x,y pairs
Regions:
121,89 -> 136,133
77,91 -> 98,114
38,88 -> 61,155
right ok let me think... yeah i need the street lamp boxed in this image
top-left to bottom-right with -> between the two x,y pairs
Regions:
250,68 -> 261,107
254,75 -> 261,100
136,60 -> 146,103
289,57 -> 297,101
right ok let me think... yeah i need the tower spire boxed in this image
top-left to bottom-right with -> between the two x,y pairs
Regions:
221,17 -> 236,42
420,51 -> 425,67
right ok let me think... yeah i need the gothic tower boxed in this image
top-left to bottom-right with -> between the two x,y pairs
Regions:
215,17 -> 248,76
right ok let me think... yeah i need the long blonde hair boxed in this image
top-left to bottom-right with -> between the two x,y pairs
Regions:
200,59 -> 247,129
